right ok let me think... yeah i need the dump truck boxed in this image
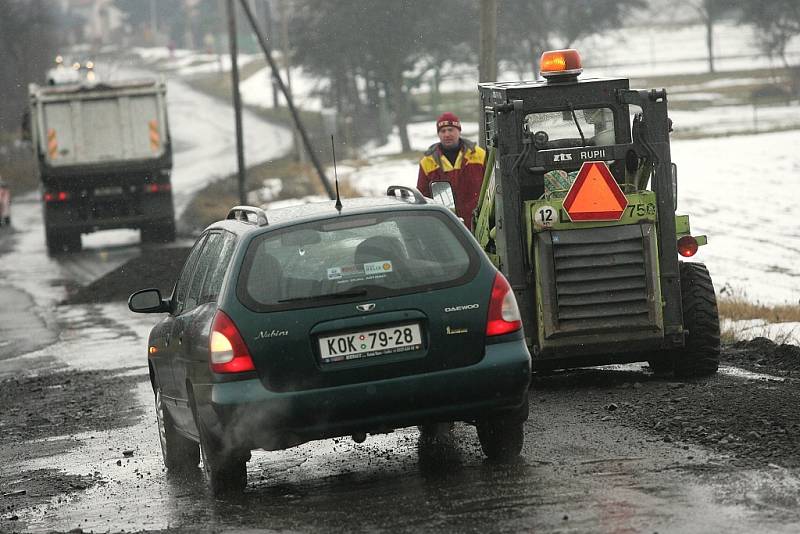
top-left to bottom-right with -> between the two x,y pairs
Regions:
28,79 -> 175,254
467,49 -> 720,377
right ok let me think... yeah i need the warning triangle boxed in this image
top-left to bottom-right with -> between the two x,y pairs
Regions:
563,162 -> 628,221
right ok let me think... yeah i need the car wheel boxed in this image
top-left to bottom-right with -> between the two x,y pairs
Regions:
197,419 -> 247,496
155,388 -> 199,472
674,262 -> 720,378
477,418 -> 524,462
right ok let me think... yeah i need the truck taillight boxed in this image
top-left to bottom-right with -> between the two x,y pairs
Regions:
209,310 -> 255,373
44,191 -> 70,202
144,183 -> 171,193
486,273 -> 522,337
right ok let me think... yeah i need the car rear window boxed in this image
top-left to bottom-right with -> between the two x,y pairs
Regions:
237,210 -> 479,310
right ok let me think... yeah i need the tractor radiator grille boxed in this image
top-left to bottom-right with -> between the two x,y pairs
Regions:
540,225 -> 661,337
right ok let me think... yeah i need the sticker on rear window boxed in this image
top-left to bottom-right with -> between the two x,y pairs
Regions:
328,261 -> 393,281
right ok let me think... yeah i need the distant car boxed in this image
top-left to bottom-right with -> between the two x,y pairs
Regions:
0,178 -> 10,226
129,186 -> 531,495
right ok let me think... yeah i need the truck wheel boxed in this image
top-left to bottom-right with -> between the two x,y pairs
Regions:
46,231 -> 65,255
477,418 -> 524,462
647,357 -> 673,375
674,262 -> 720,378
155,388 -> 199,473
66,232 -> 82,252
197,419 -> 248,496
141,221 -> 176,243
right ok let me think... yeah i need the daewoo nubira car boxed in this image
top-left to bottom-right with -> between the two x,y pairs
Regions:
129,186 -> 531,495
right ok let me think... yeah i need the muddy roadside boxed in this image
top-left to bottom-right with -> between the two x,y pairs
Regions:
0,369 -> 147,529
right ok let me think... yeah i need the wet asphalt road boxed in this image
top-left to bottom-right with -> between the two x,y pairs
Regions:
3,197 -> 800,533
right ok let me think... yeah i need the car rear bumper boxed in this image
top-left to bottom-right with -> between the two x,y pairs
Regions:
194,339 -> 531,452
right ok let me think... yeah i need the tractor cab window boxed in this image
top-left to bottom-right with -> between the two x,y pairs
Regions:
524,107 -> 615,149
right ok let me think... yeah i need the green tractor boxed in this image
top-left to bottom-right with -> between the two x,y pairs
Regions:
471,49 -> 720,376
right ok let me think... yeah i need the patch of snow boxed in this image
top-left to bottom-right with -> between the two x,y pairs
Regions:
722,319 -> 800,345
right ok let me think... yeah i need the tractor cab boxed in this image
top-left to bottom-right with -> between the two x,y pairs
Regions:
472,49 -> 720,376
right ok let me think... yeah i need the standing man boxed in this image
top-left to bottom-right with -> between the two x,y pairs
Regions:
417,112 -> 486,229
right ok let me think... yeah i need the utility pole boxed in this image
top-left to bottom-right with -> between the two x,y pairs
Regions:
277,0 -> 304,163
239,0 -> 334,199
226,0 -> 247,205
478,0 -> 497,146
149,0 -> 157,44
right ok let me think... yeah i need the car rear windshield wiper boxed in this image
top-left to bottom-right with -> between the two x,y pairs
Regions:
278,289 -> 368,304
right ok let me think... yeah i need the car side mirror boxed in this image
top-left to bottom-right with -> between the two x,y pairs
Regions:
430,181 -> 456,212
128,288 -> 170,313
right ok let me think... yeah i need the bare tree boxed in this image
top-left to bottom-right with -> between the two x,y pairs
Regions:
0,0 -> 59,135
738,0 -> 800,94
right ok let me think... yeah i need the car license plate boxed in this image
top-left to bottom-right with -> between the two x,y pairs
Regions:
94,186 -> 123,197
319,323 -> 423,363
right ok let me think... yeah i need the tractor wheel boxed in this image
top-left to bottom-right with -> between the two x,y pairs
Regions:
674,262 -> 720,378
155,388 -> 199,473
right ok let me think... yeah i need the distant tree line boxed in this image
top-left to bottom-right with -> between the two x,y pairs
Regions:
0,0 -> 59,135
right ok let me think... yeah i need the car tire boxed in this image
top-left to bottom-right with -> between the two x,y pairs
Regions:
197,419 -> 248,496
155,388 -> 199,472
477,418 -> 524,462
674,262 -> 720,378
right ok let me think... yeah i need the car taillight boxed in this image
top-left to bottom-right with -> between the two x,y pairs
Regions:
486,272 -> 522,337
209,310 -> 255,373
677,235 -> 698,257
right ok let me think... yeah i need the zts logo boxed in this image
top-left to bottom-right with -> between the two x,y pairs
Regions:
553,153 -> 573,162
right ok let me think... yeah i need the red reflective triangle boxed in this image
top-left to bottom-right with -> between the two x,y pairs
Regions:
563,162 -> 628,221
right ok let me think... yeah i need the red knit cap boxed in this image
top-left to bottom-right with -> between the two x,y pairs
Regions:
436,112 -> 461,132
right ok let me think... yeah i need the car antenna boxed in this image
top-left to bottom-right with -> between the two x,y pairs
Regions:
331,135 -> 342,213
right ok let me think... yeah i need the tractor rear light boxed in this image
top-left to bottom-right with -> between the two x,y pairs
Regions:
677,235 -> 699,257
209,310 -> 255,373
540,49 -> 583,79
486,272 -> 522,337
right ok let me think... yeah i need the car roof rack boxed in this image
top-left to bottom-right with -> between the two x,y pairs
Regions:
386,185 -> 427,204
226,206 -> 269,226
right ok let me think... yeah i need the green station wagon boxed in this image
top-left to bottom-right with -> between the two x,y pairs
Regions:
129,186 -> 531,495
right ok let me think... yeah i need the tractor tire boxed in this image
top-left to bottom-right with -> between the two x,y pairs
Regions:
673,262 -> 720,378
155,388 -> 199,473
